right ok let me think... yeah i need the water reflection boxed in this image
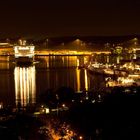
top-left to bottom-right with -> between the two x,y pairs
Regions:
0,55 -> 117,107
76,68 -> 80,91
36,56 -> 91,92
14,65 -> 36,107
36,55 -> 82,69
0,56 -> 10,69
76,69 -> 89,91
84,69 -> 88,91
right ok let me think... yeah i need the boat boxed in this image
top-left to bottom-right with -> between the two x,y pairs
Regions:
14,39 -> 35,65
87,63 -> 106,75
87,63 -> 128,77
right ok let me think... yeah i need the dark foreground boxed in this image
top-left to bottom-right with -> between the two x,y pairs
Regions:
1,86 -> 140,140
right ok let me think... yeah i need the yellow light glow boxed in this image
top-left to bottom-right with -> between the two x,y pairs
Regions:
84,69 -> 88,91
76,68 -> 80,91
77,59 -> 80,67
45,108 -> 50,114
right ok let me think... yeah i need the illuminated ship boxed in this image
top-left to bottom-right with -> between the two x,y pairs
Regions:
87,63 -> 114,76
87,63 -> 128,77
14,39 -> 35,65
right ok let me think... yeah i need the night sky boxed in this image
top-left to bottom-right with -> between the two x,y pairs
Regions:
0,0 -> 140,38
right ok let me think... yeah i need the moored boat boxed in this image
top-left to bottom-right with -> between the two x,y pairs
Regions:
87,63 -> 128,77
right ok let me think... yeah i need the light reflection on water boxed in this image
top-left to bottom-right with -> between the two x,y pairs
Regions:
14,66 -> 36,107
0,56 -> 10,69
35,56 -> 90,93
0,55 -> 105,107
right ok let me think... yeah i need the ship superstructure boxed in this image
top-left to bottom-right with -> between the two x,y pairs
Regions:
14,39 -> 35,64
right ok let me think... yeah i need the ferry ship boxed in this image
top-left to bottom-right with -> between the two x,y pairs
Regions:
14,39 -> 35,65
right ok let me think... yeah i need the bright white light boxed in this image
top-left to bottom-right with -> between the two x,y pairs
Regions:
14,45 -> 35,58
45,108 -> 50,114
14,66 -> 36,107
79,136 -> 83,139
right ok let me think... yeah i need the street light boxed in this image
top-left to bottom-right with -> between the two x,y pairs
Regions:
79,136 -> 83,139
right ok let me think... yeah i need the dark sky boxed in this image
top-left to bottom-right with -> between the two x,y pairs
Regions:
0,0 -> 140,38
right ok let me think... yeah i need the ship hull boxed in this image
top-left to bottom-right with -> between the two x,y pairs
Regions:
15,57 -> 34,66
